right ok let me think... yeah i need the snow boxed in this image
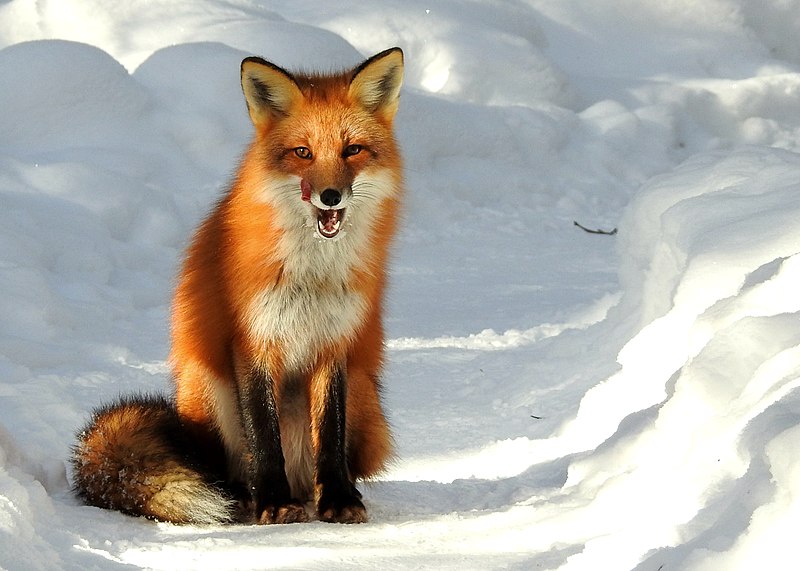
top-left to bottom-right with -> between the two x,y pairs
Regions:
1,0 -> 800,569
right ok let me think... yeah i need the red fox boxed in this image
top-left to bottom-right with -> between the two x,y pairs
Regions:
71,48 -> 404,525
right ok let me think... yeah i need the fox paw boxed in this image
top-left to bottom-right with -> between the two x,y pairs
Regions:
318,493 -> 367,524
257,501 -> 309,524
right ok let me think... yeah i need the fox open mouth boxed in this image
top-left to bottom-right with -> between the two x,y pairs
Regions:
317,207 -> 346,239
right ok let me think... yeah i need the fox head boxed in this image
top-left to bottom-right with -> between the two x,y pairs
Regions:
240,48 -> 404,241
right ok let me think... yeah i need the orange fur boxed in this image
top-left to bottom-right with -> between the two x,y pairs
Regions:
175,48 -> 402,517
72,48 -> 405,525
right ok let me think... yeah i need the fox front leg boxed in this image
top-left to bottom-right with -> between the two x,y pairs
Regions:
238,366 -> 308,524
310,363 -> 367,523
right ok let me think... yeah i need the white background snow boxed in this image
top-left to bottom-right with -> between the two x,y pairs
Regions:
2,1 -> 800,569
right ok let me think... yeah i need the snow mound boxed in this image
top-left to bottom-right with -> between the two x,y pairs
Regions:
555,147 -> 800,569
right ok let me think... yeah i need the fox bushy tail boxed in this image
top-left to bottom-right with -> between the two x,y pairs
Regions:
71,394 -> 237,524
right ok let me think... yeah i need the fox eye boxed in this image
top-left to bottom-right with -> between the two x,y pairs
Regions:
294,147 -> 312,159
343,144 -> 362,158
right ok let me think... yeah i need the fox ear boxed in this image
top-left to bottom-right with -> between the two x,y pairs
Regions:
349,48 -> 404,120
241,57 -> 303,126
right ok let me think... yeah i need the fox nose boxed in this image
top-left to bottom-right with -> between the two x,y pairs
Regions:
320,188 -> 342,207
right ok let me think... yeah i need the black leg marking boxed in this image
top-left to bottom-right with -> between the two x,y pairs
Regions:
316,366 -> 367,523
238,367 -> 307,524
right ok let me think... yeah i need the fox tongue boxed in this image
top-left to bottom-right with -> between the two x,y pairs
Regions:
301,179 -> 312,202
318,209 -> 343,238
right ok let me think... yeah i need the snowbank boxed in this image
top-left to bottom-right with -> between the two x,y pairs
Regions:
558,148 -> 800,569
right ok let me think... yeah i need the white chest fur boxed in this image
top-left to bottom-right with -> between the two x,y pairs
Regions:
246,280 -> 366,372
244,225 -> 370,373
243,171 -> 397,371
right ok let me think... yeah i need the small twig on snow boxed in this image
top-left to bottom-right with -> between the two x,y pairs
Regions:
573,221 -> 618,235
